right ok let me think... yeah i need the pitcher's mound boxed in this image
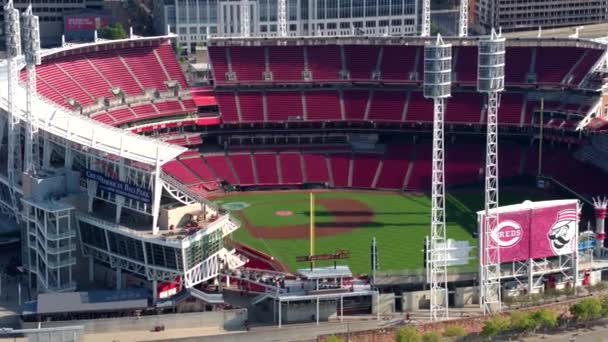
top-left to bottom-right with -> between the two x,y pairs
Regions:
275,210 -> 293,217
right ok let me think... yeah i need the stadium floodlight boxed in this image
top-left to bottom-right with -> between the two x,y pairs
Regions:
477,28 -> 505,315
421,0 -> 431,37
459,0 -> 468,37
4,0 -> 22,222
423,34 -> 451,321
22,5 -> 42,175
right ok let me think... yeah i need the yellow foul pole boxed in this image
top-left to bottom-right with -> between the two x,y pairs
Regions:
310,192 -> 315,269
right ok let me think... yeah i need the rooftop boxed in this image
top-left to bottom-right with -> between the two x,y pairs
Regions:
24,288 -> 149,315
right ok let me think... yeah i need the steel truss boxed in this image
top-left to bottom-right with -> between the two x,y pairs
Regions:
423,35 -> 451,321
481,90 -> 501,314
4,1 -> 22,222
478,29 -> 505,315
429,97 -> 449,320
22,6 -> 41,175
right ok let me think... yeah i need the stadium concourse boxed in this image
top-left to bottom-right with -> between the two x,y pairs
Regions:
4,15 -> 608,331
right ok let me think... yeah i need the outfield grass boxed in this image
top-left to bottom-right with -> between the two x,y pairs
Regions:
216,189 -> 548,274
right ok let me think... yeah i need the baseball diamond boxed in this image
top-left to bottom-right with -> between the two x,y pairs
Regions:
215,189 -> 550,274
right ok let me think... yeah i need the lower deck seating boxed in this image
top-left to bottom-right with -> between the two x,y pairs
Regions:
164,142 -> 602,199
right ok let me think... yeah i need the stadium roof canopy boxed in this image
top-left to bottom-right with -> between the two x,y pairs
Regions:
505,23 -> 608,41
27,289 -> 149,315
0,35 -> 186,167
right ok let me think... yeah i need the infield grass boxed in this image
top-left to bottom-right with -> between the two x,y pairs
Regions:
215,189 -> 547,274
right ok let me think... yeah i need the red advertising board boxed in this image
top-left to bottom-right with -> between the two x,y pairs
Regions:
479,200 -> 578,264
530,203 -> 578,259
64,16 -> 107,31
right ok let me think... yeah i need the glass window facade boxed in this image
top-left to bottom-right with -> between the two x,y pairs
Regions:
168,0 -> 419,47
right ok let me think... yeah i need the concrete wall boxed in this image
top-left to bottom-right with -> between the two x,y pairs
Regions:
373,293 -> 395,314
454,286 -> 479,308
402,290 -> 444,311
159,203 -> 202,231
319,295 -> 598,342
22,310 -> 247,333
281,300 -> 336,324
248,299 -> 336,324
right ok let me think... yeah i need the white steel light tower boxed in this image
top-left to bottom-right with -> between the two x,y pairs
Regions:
423,34 -> 451,321
477,28 -> 505,315
421,0 -> 431,36
241,0 -> 250,37
278,0 -> 287,37
22,5 -> 41,175
4,0 -> 22,220
459,0 -> 468,37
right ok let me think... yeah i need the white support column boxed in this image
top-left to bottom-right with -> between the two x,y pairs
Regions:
527,258 -> 533,297
316,297 -> 319,325
241,0 -> 250,37
593,197 -> 607,257
421,0 -> 431,36
152,279 -> 158,305
278,300 -> 282,328
152,148 -> 162,235
458,0 -> 468,37
278,0 -> 287,37
340,296 -> 344,321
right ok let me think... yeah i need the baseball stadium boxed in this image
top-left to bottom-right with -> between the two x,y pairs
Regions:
3,0 -> 608,333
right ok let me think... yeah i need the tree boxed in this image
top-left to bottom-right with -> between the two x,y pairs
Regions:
98,23 -> 128,40
510,311 -> 535,332
396,326 -> 421,342
443,325 -> 466,338
531,308 -> 558,331
481,315 -> 510,338
422,331 -> 441,342
570,298 -> 602,322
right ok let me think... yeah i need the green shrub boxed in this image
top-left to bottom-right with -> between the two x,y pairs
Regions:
600,295 -> 608,317
421,331 -> 441,342
530,308 -> 558,331
396,326 -> 421,342
443,325 -> 466,338
481,315 -> 510,338
324,336 -> 345,342
570,298 -> 602,322
510,311 -> 535,332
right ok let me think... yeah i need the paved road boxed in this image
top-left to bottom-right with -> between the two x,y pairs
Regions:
524,328 -> 608,342
164,319 -> 385,342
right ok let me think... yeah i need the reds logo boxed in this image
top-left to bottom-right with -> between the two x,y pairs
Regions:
548,209 -> 577,255
491,220 -> 523,247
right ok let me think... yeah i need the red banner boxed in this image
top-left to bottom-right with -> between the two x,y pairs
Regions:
64,16 -> 107,31
530,203 -> 578,259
